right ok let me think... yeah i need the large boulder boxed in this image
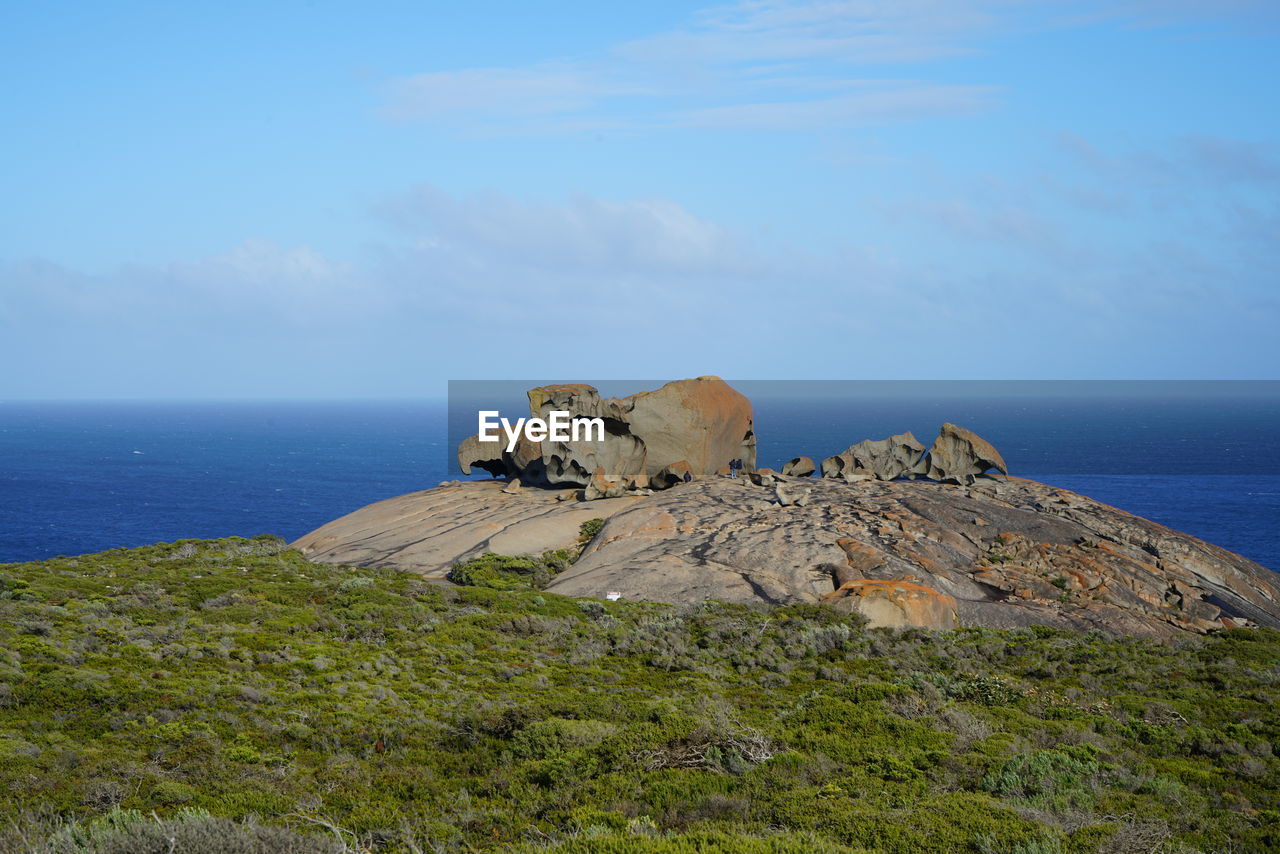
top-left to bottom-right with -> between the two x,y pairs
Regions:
820,454 -> 873,482
923,423 -> 1008,485
820,453 -> 853,479
816,425 -> 1005,486
616,377 -> 755,477
781,456 -> 815,477
457,377 -> 756,492
650,460 -> 694,490
821,579 -> 959,630
457,434 -> 509,478
842,432 -> 927,481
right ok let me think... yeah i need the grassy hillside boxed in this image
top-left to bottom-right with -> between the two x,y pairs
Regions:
0,537 -> 1277,853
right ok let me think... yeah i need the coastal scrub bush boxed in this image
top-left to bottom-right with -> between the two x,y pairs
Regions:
447,552 -> 551,589
579,518 -> 605,543
1,807 -> 342,853
0,539 -> 1276,852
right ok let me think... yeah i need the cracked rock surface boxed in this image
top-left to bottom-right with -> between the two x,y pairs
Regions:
294,476 -> 1280,637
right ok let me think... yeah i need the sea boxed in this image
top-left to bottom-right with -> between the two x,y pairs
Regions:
2,384 -> 1278,570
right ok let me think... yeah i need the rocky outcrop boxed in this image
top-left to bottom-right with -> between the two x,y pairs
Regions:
844,432 -> 927,481
294,474 -> 1280,637
650,460 -> 694,490
924,422 -> 1008,485
291,480 -> 644,575
822,580 -> 959,629
458,377 -> 755,495
819,424 -> 1004,485
781,456 -> 815,477
819,454 -> 874,482
747,468 -> 781,487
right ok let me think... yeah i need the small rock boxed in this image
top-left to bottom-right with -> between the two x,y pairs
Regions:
749,468 -> 781,487
781,456 -> 815,477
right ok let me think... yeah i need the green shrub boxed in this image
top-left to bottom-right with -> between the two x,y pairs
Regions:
447,553 -> 549,590
982,746 -> 1106,814
0,540 -> 1274,853
579,518 -> 605,542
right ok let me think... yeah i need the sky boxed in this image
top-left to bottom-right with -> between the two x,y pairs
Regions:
2,1 -> 1278,399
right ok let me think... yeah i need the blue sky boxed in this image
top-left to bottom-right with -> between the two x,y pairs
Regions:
2,1 -> 1278,398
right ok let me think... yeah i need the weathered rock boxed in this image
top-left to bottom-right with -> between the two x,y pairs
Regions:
923,422 -> 1008,485
650,460 -> 694,491
842,432 -> 927,481
501,479 -> 523,494
530,384 -> 648,486
748,468 -> 781,487
820,453 -> 855,479
457,434 -> 509,478
781,456 -> 815,477
617,376 -> 756,477
822,580 -> 959,629
291,481 -> 641,577
815,424 -> 1004,485
457,377 -> 755,492
583,469 -> 629,501
296,474 -> 1280,636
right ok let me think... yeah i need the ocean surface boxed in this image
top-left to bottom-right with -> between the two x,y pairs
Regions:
2,392 -> 1278,570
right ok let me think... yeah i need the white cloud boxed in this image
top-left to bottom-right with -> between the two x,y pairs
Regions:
5,154 -> 1278,397
384,64 -> 645,123
381,1 -> 1016,133
376,185 -> 763,278
617,0 -> 1007,65
667,83 -> 997,129
379,0 -> 1275,135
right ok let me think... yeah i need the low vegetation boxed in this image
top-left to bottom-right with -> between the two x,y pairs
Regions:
446,519 -> 603,591
0,537 -> 1277,852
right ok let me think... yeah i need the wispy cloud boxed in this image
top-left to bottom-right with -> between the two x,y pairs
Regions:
384,64 -> 646,123
7,155 -> 1277,396
381,0 -> 1274,135
381,1 -> 1013,133
614,0 -> 1002,66
376,185 -> 761,278
667,83 -> 996,129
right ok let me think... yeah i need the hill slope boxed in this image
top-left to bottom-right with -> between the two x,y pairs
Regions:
294,477 -> 1280,637
1,538 -> 1278,852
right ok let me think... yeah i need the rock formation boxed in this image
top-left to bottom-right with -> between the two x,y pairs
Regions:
823,580 -> 959,630
294,474 -> 1280,638
820,425 -> 1003,485
458,377 -> 755,494
294,385 -> 1280,637
781,456 -> 815,477
844,432 -> 927,481
924,422 -> 1008,485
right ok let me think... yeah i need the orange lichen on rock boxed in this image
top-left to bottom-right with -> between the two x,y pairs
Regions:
821,579 -> 959,630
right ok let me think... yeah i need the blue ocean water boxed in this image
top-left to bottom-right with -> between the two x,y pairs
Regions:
1,395 -> 1277,570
